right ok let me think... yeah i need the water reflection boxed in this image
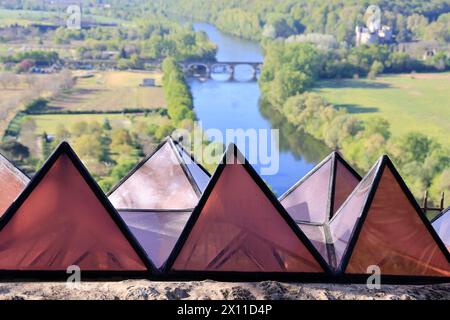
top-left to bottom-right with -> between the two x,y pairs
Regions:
210,73 -> 231,82
210,64 -> 233,81
193,22 -> 264,62
259,101 -> 330,164
233,64 -> 256,82
189,22 -> 328,195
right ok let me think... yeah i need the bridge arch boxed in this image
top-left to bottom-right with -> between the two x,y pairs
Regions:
232,63 -> 257,82
179,61 -> 263,82
210,63 -> 233,81
186,63 -> 209,77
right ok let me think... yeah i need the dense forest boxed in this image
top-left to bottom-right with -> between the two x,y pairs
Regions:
55,16 -> 217,63
4,1 -> 449,45
150,0 -> 450,43
4,0 -> 450,44
0,8 -> 217,66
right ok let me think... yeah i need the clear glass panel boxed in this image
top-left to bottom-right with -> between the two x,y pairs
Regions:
347,167 -> 450,276
298,223 -> 329,264
109,142 -> 199,209
281,158 -> 332,224
329,162 -> 379,266
119,210 -> 191,268
0,153 -> 146,271
177,145 -> 210,193
172,159 -> 324,273
433,212 -> 450,250
332,159 -> 360,216
0,154 -> 29,216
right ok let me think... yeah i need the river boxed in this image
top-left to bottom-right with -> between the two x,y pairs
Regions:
190,22 -> 329,196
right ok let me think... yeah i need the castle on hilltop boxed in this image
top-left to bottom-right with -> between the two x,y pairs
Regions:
355,25 -> 393,46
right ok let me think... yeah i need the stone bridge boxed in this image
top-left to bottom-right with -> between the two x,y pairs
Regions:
179,61 -> 263,81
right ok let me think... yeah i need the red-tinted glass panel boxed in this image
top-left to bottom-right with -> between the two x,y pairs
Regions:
329,163 -> 379,266
332,159 -> 360,216
0,155 -> 29,216
281,158 -> 332,224
0,153 -> 146,271
109,142 -> 199,209
346,166 -> 450,276
172,160 -> 324,273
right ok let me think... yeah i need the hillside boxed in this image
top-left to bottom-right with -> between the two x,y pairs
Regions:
156,0 -> 450,42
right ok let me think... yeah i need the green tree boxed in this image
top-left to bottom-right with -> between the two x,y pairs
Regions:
398,132 -> 433,164
110,128 -> 135,155
155,123 -> 175,141
71,121 -> 88,137
368,61 -> 384,79
73,134 -> 103,161
55,125 -> 71,140
103,118 -> 112,130
0,140 -> 30,161
364,117 -> 391,140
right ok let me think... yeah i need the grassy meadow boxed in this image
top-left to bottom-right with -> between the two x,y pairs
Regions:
0,81 -> 31,133
0,8 -> 56,26
48,71 -> 165,112
0,8 -> 127,27
0,73 -> 61,136
315,72 -> 450,146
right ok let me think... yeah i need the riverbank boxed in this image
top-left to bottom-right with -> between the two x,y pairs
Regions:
190,22 -> 323,195
1,280 -> 449,300
258,40 -> 450,204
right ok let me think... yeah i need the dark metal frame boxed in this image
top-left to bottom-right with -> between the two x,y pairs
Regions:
107,137 -> 211,209
431,206 -> 449,224
334,155 -> 450,284
0,151 -> 31,217
328,152 -> 362,219
106,137 -> 169,197
171,138 -> 211,178
280,151 -> 362,270
0,151 -> 31,179
161,143 -> 334,281
169,138 -> 208,197
1,143 -> 446,284
0,141 -> 157,281
106,136 -> 212,271
279,151 -> 362,222
118,208 -> 194,213
325,158 -> 383,271
117,208 -> 193,272
422,191 -> 445,216
0,151 -> 31,184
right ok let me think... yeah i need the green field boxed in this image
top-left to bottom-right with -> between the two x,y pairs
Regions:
0,8 -> 127,27
0,73 -> 62,136
0,8 -> 56,26
315,73 -> 450,145
49,71 -> 166,111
